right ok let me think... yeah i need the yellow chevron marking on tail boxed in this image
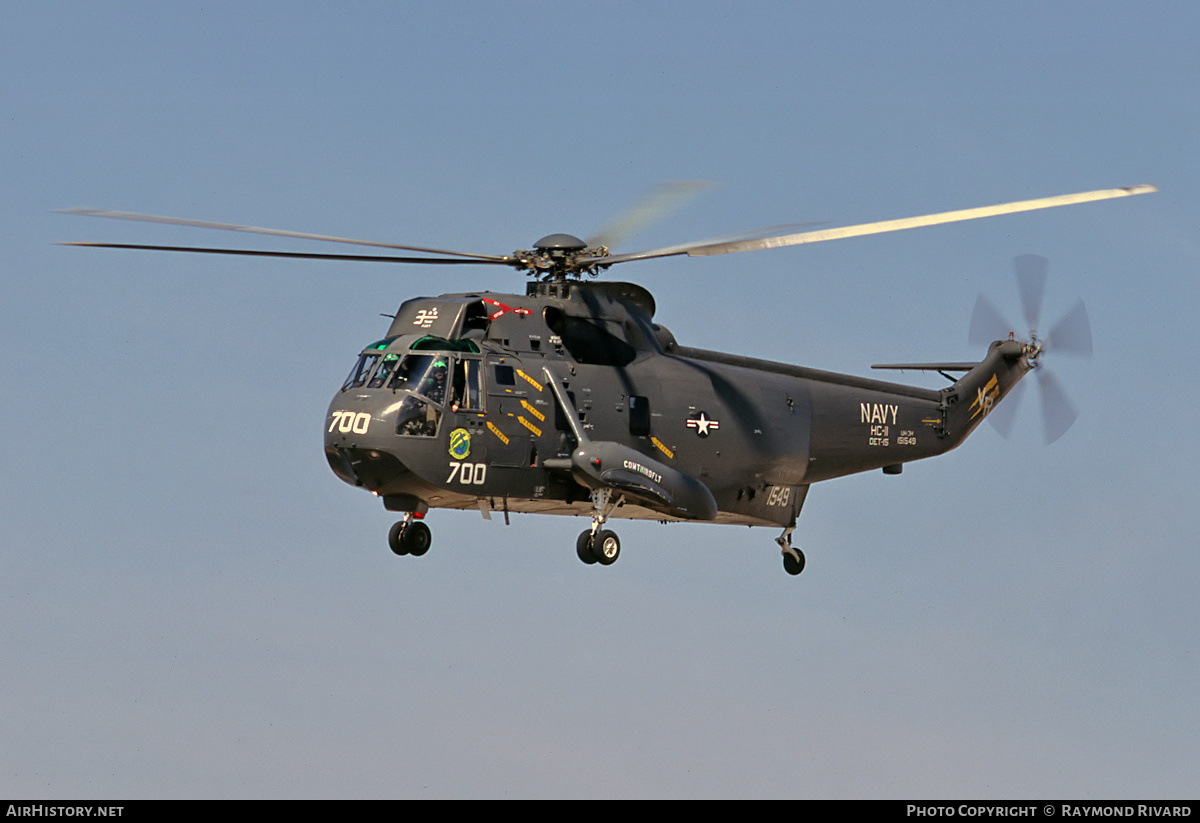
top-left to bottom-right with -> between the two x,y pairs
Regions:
969,374 -> 1000,421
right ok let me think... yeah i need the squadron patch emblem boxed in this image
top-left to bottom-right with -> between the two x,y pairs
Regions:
448,427 -> 472,460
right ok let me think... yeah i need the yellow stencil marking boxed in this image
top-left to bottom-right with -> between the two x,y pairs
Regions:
518,416 -> 542,437
486,421 -> 510,445
520,400 -> 545,422
517,369 -> 543,392
651,437 -> 674,459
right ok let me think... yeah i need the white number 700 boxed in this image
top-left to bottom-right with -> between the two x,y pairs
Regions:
329,410 -> 371,434
447,462 -> 487,485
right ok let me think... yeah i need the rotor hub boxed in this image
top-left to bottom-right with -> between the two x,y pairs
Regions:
1023,332 -> 1045,366
533,233 -> 587,252
514,233 -> 611,280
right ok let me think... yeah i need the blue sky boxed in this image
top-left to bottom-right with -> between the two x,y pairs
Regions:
3,1 -> 1197,798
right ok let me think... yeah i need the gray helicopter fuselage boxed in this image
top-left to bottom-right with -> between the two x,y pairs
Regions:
324,280 -> 1029,530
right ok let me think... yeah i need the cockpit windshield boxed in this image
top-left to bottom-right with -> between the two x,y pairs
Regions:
342,353 -> 380,391
343,345 -> 472,415
340,344 -> 484,438
367,353 -> 401,389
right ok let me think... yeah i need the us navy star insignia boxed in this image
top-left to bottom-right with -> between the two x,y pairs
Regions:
686,411 -> 720,437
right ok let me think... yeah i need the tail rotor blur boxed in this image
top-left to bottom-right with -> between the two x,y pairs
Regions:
970,255 -> 1092,444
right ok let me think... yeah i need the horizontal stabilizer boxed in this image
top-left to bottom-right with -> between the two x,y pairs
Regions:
871,362 -> 976,371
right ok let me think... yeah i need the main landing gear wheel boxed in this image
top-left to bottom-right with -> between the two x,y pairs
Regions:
577,489 -> 623,566
576,528 -> 620,565
593,530 -> 620,565
776,525 -> 804,576
388,520 -> 431,557
576,530 -> 598,565
782,546 -> 806,576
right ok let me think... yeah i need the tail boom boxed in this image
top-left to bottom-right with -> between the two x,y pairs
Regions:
803,339 -> 1031,482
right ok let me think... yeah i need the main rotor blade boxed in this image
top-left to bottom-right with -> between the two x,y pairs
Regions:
1046,299 -> 1093,357
968,294 -> 1014,347
598,185 -> 1157,266
586,180 -> 713,250
58,242 -> 516,266
1014,254 -> 1048,332
599,220 -> 827,263
57,208 -> 513,262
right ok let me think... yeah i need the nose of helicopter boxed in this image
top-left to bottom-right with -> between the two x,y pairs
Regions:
324,397 -> 413,492
324,441 -> 409,493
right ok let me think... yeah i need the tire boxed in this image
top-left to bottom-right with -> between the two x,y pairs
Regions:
782,548 -> 805,576
402,521 -> 432,556
577,530 -> 597,564
388,521 -> 409,556
593,530 -> 620,565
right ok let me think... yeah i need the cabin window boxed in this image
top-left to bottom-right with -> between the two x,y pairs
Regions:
629,395 -> 651,437
462,301 -> 490,332
494,364 -> 515,386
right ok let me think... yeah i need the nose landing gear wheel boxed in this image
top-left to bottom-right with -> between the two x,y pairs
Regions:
388,521 -> 408,555
389,520 -> 431,557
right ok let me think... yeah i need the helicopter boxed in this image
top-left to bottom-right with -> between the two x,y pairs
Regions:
61,183 -> 1155,576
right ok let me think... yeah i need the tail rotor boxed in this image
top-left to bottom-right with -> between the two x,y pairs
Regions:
969,255 -> 1092,444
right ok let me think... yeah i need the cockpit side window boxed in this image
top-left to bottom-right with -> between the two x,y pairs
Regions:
386,354 -> 450,404
394,396 -> 441,438
422,357 -> 450,405
451,358 -> 482,411
388,354 -> 451,437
